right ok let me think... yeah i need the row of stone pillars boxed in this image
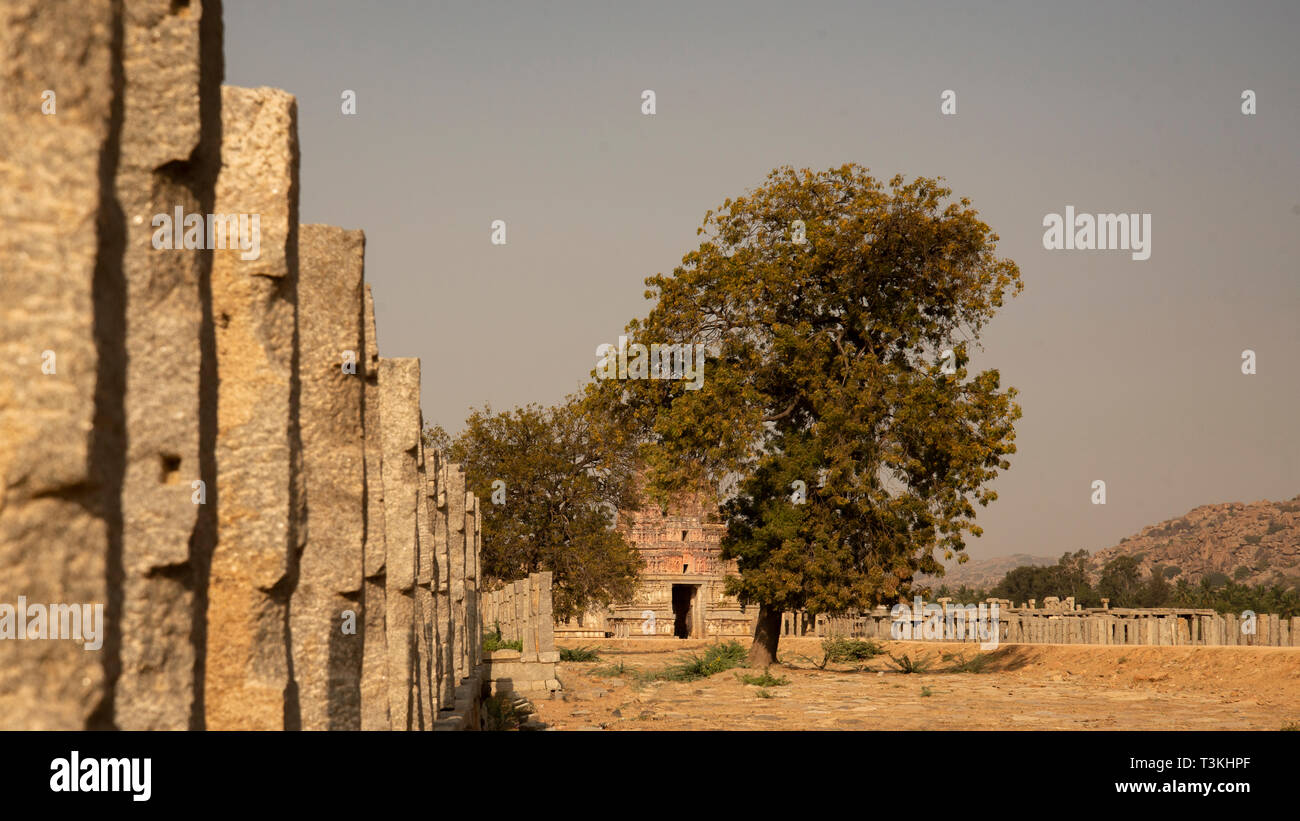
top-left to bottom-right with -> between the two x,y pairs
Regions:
0,0 -> 486,730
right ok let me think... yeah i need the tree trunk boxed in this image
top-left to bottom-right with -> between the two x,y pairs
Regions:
748,604 -> 782,667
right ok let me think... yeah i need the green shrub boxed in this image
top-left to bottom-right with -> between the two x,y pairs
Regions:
887,653 -> 931,674
482,629 -> 522,653
1266,519 -> 1286,535
822,637 -> 883,664
1244,534 -> 1262,545
920,686 -> 933,697
654,641 -> 749,682
559,646 -> 601,662
738,669 -> 790,687
755,689 -> 775,699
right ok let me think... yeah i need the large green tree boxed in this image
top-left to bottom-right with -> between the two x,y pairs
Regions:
602,164 -> 1023,665
426,395 -> 641,619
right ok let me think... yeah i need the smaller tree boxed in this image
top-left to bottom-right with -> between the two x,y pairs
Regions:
428,395 -> 642,619
1097,555 -> 1143,606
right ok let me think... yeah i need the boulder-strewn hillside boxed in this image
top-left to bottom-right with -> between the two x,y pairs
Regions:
921,553 -> 1057,591
1088,495 -> 1300,587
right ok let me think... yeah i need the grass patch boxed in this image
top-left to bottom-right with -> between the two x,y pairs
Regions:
559,645 -> 601,662
647,641 -> 749,683
591,660 -> 628,678
821,637 -> 883,666
1282,723 -> 1300,731
920,686 -> 933,697
755,688 -> 775,699
738,669 -> 790,687
887,653 -> 932,674
482,630 -> 522,653
945,653 -> 996,674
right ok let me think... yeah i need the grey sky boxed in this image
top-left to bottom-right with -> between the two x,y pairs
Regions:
224,0 -> 1299,563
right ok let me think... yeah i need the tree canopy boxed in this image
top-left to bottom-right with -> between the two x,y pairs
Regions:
597,164 -> 1024,663
425,396 -> 641,620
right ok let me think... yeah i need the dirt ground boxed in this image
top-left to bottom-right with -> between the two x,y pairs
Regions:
532,637 -> 1300,730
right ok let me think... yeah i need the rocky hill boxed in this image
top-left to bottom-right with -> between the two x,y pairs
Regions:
1088,495 -> 1300,587
920,552 -> 1057,591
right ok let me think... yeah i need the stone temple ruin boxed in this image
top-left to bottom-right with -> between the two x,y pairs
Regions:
558,485 -> 756,640
0,0 -> 562,730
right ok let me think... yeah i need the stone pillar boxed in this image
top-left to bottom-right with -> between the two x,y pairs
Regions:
1291,617 -> 1300,648
112,0 -> 223,732
470,491 -> 486,670
424,450 -> 444,715
205,86 -> 302,730
524,573 -> 542,662
514,579 -> 529,660
0,0 -> 121,729
359,286 -> 388,730
444,464 -> 467,690
1278,617 -> 1289,648
538,571 -> 557,660
288,224 -> 366,730
379,357 -> 421,730
432,453 -> 451,707
1225,613 -> 1238,646
414,438 -> 435,726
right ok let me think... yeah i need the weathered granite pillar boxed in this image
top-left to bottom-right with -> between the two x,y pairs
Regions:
1225,613 -> 1238,646
204,86 -> 302,730
513,578 -> 529,663
523,574 -> 539,662
0,0 -> 121,729
379,357 -> 421,730
112,0 -> 223,732
467,493 -> 481,669
502,583 -> 515,642
359,286 -> 388,730
445,465 -> 468,685
537,571 -> 557,660
289,224 -> 366,730
432,453 -> 451,708
414,438 -> 435,726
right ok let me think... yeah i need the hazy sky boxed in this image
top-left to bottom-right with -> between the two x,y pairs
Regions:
225,1 -> 1299,563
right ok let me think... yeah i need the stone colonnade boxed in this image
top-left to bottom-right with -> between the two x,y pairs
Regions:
816,606 -> 1300,647
0,0 -> 484,730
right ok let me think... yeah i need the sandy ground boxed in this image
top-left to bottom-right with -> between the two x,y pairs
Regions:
530,637 -> 1300,730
